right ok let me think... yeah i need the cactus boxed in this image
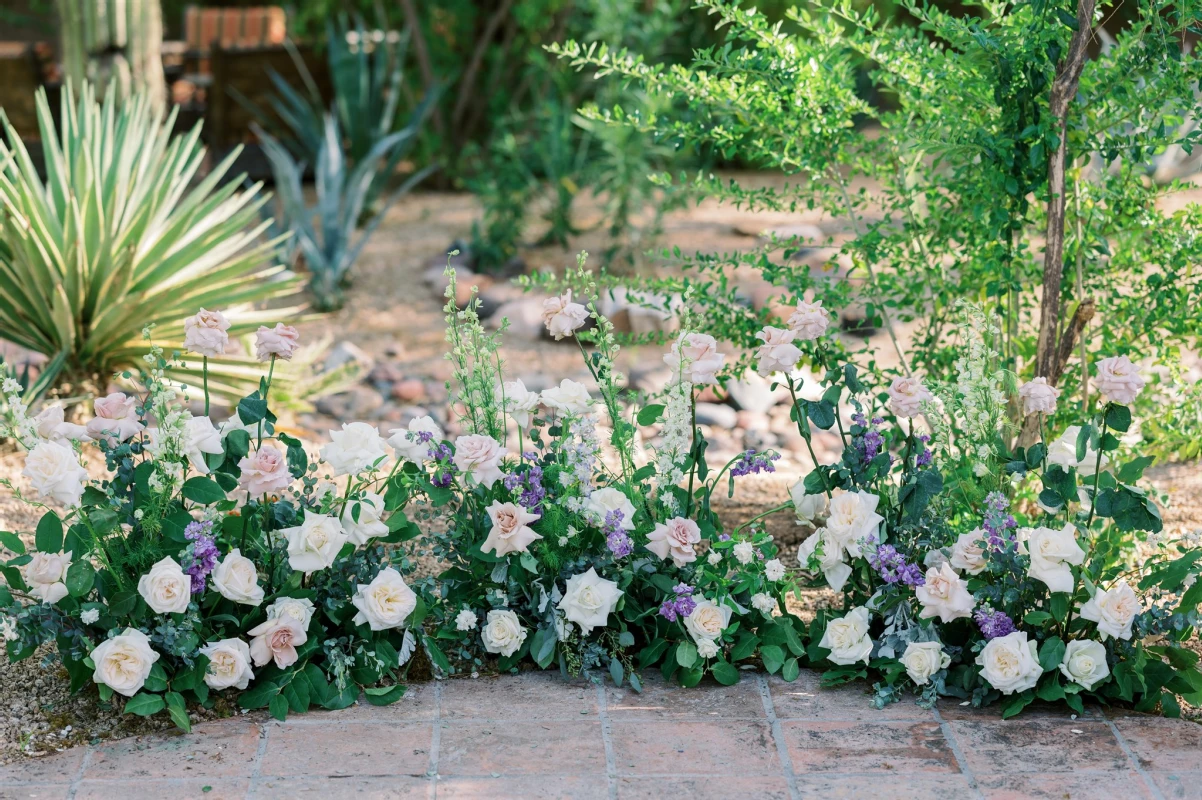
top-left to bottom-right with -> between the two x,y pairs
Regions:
55,0 -> 165,104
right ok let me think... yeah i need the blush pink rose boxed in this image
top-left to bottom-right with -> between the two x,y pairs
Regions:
887,375 -> 933,419
1094,355 -> 1145,406
1018,377 -> 1059,416
787,300 -> 830,341
237,445 -> 293,496
255,323 -> 301,362
247,617 -> 307,669
646,517 -> 701,567
754,326 -> 802,376
183,308 -> 231,357
85,392 -> 144,444
481,501 -> 542,556
542,292 -> 589,340
453,434 -> 507,488
664,333 -> 726,385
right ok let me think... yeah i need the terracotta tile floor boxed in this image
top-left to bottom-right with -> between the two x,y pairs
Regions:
0,672 -> 1195,799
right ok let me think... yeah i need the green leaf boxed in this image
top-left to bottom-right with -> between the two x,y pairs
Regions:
282,673 -> 311,712
364,684 -> 406,706
35,512 -> 63,553
1023,611 -> 1053,626
164,691 -> 191,732
761,644 -> 785,674
1000,690 -> 1035,719
530,627 -> 557,669
730,633 -> 760,662
123,692 -> 166,717
1104,404 -> 1131,433
1038,636 -> 1066,672
1117,456 -> 1155,484
675,640 -> 698,669
782,658 -> 800,682
182,476 -> 226,505
1049,593 -> 1069,623
143,663 -> 169,693
609,657 -> 624,687
710,660 -> 740,686
238,680 -> 278,710
637,404 -> 665,426
65,560 -> 95,597
269,693 -> 289,721
237,396 -> 269,425
0,531 -> 25,554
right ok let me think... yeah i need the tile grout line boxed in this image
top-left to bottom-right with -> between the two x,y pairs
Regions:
1101,711 -> 1166,800
64,744 -> 93,800
245,719 -> 271,799
427,681 -> 443,800
595,683 -> 619,800
756,674 -> 801,800
931,706 -> 984,800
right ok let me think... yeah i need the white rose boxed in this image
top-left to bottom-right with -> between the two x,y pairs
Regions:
915,562 -> 976,623
200,638 -> 255,691
949,529 -> 988,575
341,492 -> 389,546
684,598 -> 733,643
502,380 -> 541,428
91,628 -> 160,697
764,558 -> 786,582
351,567 -> 418,631
797,529 -> 852,593
23,440 -> 88,507
1047,426 -> 1108,477
33,405 -> 90,443
137,557 -> 192,614
1078,580 -> 1140,641
22,551 -> 71,604
455,608 -> 478,631
1018,524 -> 1085,594
754,326 -> 802,376
481,609 -> 527,657
266,596 -> 315,628
976,631 -> 1042,695
886,376 -> 933,419
696,638 -> 720,659
387,415 -> 444,462
283,512 -> 349,574
732,541 -> 755,565
453,434 -> 508,489
751,592 -> 777,616
787,299 -> 830,341
183,308 -> 231,357
584,487 -> 636,531
211,549 -> 264,607
320,422 -> 389,476
901,641 -> 950,686
181,414 -> 224,474
819,606 -> 873,665
542,292 -> 589,340
557,567 -> 622,636
1059,639 -> 1110,690
823,489 -> 884,559
1018,377 -> 1059,416
663,332 -> 726,385
1094,355 -> 1145,406
540,379 -> 592,416
790,483 -> 829,526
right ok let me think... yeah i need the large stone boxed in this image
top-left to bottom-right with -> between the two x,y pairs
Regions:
694,402 -> 738,429
487,297 -> 545,339
314,385 -> 385,419
727,371 -> 789,412
323,341 -> 374,374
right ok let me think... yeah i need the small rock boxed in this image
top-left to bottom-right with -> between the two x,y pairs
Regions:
694,402 -> 738,429
368,361 -> 405,386
487,297 -> 545,339
391,379 -> 426,403
727,371 -> 789,412
736,410 -> 771,431
324,341 -> 374,374
628,365 -> 673,394
315,385 -> 385,419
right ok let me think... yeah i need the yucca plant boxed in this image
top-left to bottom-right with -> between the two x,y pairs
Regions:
0,82 -> 302,400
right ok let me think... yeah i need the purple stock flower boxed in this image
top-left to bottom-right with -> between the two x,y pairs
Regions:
181,520 -> 219,593
429,443 -> 457,488
868,543 -> 925,586
604,509 -> 632,558
974,606 -> 1017,640
658,584 -> 698,621
730,449 -> 781,477
982,491 -> 1017,549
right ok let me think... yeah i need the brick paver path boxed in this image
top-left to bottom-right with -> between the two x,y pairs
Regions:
0,671 -> 1198,799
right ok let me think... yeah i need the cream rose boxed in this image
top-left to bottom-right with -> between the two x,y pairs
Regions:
787,299 -> 830,340
351,567 -> 418,631
453,434 -> 507,489
255,323 -> 301,361
237,445 -> 293,497
320,422 -> 389,477
819,606 -> 873,665
976,631 -> 1042,695
683,598 -> 733,643
1018,377 -> 1059,416
886,375 -> 933,419
180,414 -> 224,474
85,392 -> 144,445
540,379 -> 592,415
183,308 -> 231,357
91,628 -> 160,697
797,529 -> 853,592
696,638 -> 720,659
823,488 -> 884,559
23,440 -> 88,507
341,492 -> 389,546
482,501 -> 542,557
789,483 -> 829,526
502,379 -> 541,428
901,641 -> 951,686
949,529 -> 988,575
33,405 -> 90,443
646,517 -> 701,567
1059,639 -> 1110,690
764,558 -> 786,582
1094,355 -> 1145,406
542,292 -> 589,340
481,609 -> 527,656
283,512 -> 349,574
1019,524 -> 1085,594
211,549 -> 264,606
137,557 -> 192,614
754,326 -> 802,376
557,567 -> 622,635
248,616 -> 307,669
266,596 -> 315,628
387,415 -> 444,462
200,638 -> 255,691
584,487 -> 636,530
916,562 -> 976,623
663,332 -> 726,385
22,551 -> 71,604
1047,426 -> 1109,477
1078,580 -> 1140,641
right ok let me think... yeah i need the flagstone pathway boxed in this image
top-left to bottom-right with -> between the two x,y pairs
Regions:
0,671 -> 1197,799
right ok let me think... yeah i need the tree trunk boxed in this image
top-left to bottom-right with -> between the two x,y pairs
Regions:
56,0 -> 165,106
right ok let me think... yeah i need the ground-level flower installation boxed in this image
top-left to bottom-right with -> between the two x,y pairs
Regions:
0,259 -> 1199,730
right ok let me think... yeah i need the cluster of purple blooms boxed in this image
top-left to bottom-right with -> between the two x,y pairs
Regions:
502,457 -> 547,510
658,583 -> 698,622
974,606 -> 1017,640
851,413 -> 889,464
180,520 -> 218,593
982,491 -> 1017,549
603,509 -> 633,558
730,449 -> 780,477
915,434 -> 934,468
428,442 -> 457,488
866,538 -> 925,586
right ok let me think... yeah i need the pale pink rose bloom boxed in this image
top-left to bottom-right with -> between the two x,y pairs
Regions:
237,445 -> 293,496
183,308 -> 231,357
646,517 -> 701,567
453,434 -> 507,488
886,376 -> 933,418
1094,355 -> 1145,406
85,392 -> 144,444
1018,377 -> 1059,416
916,562 -> 976,623
754,326 -> 802,376
247,617 -> 307,669
255,323 -> 301,362
664,332 -> 726,385
787,300 -> 830,341
33,405 -> 90,442
481,501 -> 542,556
542,292 -> 589,340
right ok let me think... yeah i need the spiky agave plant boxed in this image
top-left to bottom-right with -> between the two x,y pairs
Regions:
0,82 -> 303,401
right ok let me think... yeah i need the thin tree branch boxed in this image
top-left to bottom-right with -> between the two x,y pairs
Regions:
452,0 -> 516,130
398,0 -> 445,136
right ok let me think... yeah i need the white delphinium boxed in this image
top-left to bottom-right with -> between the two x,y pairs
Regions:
0,377 -> 41,449
655,378 -> 692,488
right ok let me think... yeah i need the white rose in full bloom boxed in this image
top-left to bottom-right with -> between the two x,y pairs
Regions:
86,392 -> 144,445
266,596 -> 315,628
789,483 -> 829,526
754,326 -> 802,376
455,608 -> 478,631
341,492 -> 389,546
283,512 -> 349,574
887,375 -> 933,418
91,628 -> 160,697
819,606 -> 873,665
183,308 -> 231,357
351,567 -> 418,631
482,501 -> 542,557
646,517 -> 701,567
1078,580 -> 1140,641
976,631 -> 1042,694
696,638 -> 720,659
453,434 -> 507,488
684,598 -> 732,643
764,558 -> 786,582
797,529 -> 853,592
1018,524 -> 1085,594
481,609 -> 527,656
22,551 -> 71,604
949,529 -> 988,575
824,489 -> 884,559
33,405 -> 90,443
320,422 -> 389,476
732,541 -> 755,565
1094,355 -> 1145,406
663,332 -> 726,385
901,641 -> 951,686
502,379 -> 541,428
787,299 -> 830,341
585,487 -> 636,530
1047,426 -> 1109,477
137,557 -> 192,614
23,440 -> 88,507
211,549 -> 264,607
237,445 -> 293,497
557,567 -> 622,636
750,592 -> 777,616
542,292 -> 589,340
916,562 -> 976,623
200,638 -> 254,691
387,415 -> 444,463
540,379 -> 593,415
255,323 -> 301,362
180,414 -> 224,474
1060,639 -> 1110,690
1018,377 -> 1059,416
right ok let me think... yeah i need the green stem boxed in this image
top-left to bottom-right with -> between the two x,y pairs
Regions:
734,501 -> 793,536
786,378 -> 831,499
258,355 -> 276,448
1085,408 -> 1109,530
685,392 -> 698,518
202,356 -> 210,417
